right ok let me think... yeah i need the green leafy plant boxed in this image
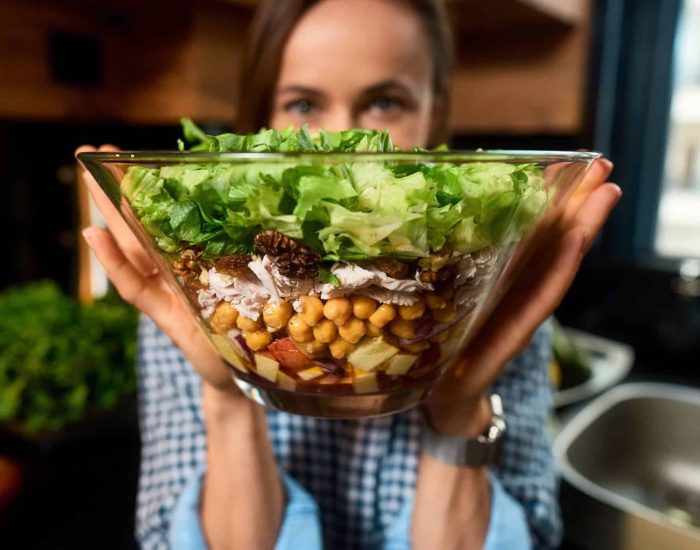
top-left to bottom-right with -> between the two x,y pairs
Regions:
0,281 -> 138,433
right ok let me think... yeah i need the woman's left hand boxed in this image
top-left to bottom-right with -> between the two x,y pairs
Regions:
424,158 -> 621,435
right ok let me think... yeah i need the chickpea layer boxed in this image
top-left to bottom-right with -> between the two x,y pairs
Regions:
244,330 -> 271,351
288,314 -> 313,342
352,296 -> 377,320
210,301 -> 239,333
324,297 -> 352,326
220,288 -> 463,390
389,318 -> 415,339
329,337 -> 354,359
313,318 -> 338,343
368,304 -> 396,328
399,297 -> 425,321
299,296 -> 324,326
237,314 -> 263,332
263,300 -> 293,331
339,317 -> 366,344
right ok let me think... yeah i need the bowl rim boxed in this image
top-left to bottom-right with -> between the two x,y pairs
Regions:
78,149 -> 602,164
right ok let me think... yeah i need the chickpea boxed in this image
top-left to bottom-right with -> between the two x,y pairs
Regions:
329,337 -> 354,359
368,303 -> 396,328
352,296 -> 377,320
366,322 -> 383,337
243,330 -> 271,351
432,304 -> 457,323
303,339 -> 327,357
299,295 -> 324,327
389,318 -> 415,339
237,314 -> 263,332
323,297 -> 352,326
338,317 -> 367,344
263,300 -> 293,331
425,292 -> 447,310
210,301 -> 239,333
399,297 -> 426,321
313,318 -> 337,344
287,314 -> 313,342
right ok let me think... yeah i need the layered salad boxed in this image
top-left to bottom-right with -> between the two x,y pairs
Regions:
121,120 -> 549,395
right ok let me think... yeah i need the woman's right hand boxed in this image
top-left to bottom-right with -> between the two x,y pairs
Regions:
76,145 -> 240,394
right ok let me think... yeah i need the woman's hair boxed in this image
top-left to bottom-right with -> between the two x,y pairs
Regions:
237,0 -> 454,144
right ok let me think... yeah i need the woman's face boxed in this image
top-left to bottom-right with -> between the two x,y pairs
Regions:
270,0 -> 437,149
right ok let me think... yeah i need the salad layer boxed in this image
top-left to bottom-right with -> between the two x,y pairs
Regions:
122,120 -> 547,261
121,121 -> 550,394
174,242 -> 495,394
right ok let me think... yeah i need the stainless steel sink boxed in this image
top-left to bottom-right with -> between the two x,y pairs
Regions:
554,383 -> 700,549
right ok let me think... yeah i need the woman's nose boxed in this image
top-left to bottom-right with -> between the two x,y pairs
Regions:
319,107 -> 356,132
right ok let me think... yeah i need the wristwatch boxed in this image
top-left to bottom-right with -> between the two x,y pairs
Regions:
420,394 -> 506,467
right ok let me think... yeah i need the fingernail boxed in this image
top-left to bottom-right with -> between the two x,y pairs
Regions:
600,158 -> 614,171
82,227 -> 96,245
610,183 -> 622,196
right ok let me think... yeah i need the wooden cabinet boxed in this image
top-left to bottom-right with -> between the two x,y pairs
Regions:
0,0 -> 249,124
0,0 -> 591,134
447,0 -> 592,134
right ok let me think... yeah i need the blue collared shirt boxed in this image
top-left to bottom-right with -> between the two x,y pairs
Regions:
136,316 -> 560,549
170,467 -> 530,549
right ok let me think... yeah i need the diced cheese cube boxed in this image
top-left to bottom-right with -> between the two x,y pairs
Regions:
298,366 -> 325,381
254,353 -> 279,382
277,371 -> 297,391
211,334 -> 248,372
347,338 -> 399,372
386,354 -> 418,376
353,371 -> 379,394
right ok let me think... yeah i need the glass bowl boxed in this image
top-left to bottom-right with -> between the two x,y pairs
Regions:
79,150 -> 600,418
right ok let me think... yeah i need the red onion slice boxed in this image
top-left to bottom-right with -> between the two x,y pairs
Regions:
399,302 -> 476,346
232,333 -> 255,364
314,359 -> 345,377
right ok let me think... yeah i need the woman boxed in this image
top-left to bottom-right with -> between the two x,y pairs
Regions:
78,0 -> 620,548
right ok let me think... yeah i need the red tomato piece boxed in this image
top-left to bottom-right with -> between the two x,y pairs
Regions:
269,338 -> 314,370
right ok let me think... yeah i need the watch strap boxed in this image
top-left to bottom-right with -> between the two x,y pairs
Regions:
420,394 -> 506,467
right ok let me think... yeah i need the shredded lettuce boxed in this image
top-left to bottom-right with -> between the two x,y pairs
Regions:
122,119 -> 549,259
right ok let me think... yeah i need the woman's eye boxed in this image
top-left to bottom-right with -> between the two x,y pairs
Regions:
285,99 -> 317,115
367,96 -> 404,116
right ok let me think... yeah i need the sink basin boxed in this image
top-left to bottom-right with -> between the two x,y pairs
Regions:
554,383 -> 700,549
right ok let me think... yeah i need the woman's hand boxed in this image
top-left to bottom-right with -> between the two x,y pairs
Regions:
424,158 -> 621,435
76,145 -> 237,394
77,145 -> 285,549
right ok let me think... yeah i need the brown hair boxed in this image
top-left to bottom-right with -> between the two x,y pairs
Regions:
237,0 -> 454,144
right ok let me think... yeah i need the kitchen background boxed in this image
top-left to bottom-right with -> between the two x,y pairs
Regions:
0,0 -> 698,548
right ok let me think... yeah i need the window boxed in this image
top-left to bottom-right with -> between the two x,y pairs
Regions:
656,0 -> 700,258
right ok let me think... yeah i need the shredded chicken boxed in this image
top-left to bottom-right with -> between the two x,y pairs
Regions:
317,263 -> 433,301
195,248 -> 500,318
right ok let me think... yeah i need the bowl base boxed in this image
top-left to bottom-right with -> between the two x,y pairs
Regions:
232,377 -> 430,419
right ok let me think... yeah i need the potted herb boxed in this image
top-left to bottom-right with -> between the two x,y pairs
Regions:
0,281 -> 137,509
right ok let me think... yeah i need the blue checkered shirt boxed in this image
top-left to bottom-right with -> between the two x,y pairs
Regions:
135,315 -> 561,549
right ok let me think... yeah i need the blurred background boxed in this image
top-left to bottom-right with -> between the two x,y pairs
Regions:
0,0 -> 698,548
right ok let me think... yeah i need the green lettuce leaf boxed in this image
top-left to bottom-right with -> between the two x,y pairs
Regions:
123,120 -> 549,259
